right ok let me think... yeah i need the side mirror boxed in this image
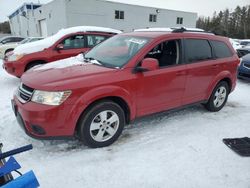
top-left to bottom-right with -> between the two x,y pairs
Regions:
134,58 -> 159,73
56,44 -> 64,50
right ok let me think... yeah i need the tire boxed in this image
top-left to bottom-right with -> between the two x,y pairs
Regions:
205,81 -> 229,112
5,49 -> 14,55
77,100 -> 125,148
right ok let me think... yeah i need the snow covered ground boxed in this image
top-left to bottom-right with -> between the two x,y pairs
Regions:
1,59 -> 250,188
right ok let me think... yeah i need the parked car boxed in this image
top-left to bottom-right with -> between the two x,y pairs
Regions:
237,46 -> 250,58
240,39 -> 250,47
0,36 -> 24,45
238,54 -> 250,81
229,38 -> 243,50
0,37 -> 43,59
12,28 -> 239,148
3,26 -> 121,77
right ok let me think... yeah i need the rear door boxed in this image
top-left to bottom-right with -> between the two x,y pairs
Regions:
182,38 -> 220,105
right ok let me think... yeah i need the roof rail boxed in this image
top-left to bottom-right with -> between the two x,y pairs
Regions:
134,28 -> 173,32
171,27 -> 214,35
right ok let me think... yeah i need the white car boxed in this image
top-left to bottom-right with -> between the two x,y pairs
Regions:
229,38 -> 243,50
240,39 -> 250,48
0,37 -> 43,59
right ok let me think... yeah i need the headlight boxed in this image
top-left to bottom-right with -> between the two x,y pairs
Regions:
31,90 -> 72,106
8,54 -> 24,62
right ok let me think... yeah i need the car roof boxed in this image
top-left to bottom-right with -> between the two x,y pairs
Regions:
121,31 -> 228,42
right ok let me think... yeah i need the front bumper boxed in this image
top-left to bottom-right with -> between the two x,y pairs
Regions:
2,60 -> 24,77
238,66 -> 250,81
11,96 -> 80,139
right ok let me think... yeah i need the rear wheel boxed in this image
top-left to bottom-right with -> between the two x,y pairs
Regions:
205,81 -> 229,112
77,100 -> 125,148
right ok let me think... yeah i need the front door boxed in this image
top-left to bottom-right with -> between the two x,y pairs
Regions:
135,39 -> 187,116
51,34 -> 89,62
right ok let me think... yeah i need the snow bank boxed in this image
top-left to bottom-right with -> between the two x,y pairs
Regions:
31,54 -> 85,71
14,26 -> 122,55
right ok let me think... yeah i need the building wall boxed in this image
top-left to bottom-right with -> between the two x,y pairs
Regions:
9,9 -> 34,37
9,1 -> 67,37
33,0 -> 67,36
65,0 -> 197,32
9,0 -> 197,37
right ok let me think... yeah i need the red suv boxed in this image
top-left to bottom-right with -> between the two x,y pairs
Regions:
3,26 -> 121,77
12,28 -> 239,148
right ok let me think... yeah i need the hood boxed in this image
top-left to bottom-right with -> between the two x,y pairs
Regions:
21,55 -> 117,90
14,26 -> 122,55
14,37 -> 54,55
242,54 -> 250,61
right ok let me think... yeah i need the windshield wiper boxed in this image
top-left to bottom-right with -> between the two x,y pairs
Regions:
83,56 -> 118,69
84,56 -> 103,65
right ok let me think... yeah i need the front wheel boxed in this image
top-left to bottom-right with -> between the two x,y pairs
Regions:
77,100 -> 125,148
205,81 -> 229,112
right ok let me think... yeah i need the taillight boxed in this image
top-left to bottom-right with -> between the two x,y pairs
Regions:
238,58 -> 242,66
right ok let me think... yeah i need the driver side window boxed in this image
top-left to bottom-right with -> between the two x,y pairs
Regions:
61,35 -> 85,49
145,39 -> 181,67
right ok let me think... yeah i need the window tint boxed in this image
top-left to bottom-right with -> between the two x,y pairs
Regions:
185,39 -> 212,63
145,40 -> 181,67
12,37 -> 23,42
211,40 -> 233,58
240,41 -> 250,46
61,35 -> 85,49
87,35 -> 108,48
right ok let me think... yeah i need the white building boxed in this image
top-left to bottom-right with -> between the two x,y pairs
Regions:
9,0 -> 198,37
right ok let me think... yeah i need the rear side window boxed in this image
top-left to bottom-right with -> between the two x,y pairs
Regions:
13,37 -> 24,42
184,39 -> 212,63
211,40 -> 233,58
87,35 -> 108,48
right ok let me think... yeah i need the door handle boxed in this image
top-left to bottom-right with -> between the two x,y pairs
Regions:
211,64 -> 219,68
176,71 -> 187,76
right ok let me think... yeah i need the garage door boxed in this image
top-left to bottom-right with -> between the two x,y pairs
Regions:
39,19 -> 48,37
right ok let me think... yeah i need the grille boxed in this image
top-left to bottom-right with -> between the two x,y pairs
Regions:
239,72 -> 250,78
17,83 -> 34,103
243,63 -> 250,69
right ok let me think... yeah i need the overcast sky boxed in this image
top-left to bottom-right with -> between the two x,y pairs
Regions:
0,0 -> 249,22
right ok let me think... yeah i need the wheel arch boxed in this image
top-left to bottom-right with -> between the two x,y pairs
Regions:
73,86 -> 136,134
206,71 -> 234,100
4,48 -> 14,54
25,59 -> 47,71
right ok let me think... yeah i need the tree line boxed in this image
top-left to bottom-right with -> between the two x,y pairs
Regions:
0,21 -> 11,34
196,5 -> 250,39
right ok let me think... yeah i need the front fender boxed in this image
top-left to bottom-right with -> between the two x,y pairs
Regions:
70,85 -> 136,127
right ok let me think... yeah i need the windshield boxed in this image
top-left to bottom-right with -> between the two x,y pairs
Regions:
0,36 -> 8,43
20,38 -> 30,44
85,35 -> 150,68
